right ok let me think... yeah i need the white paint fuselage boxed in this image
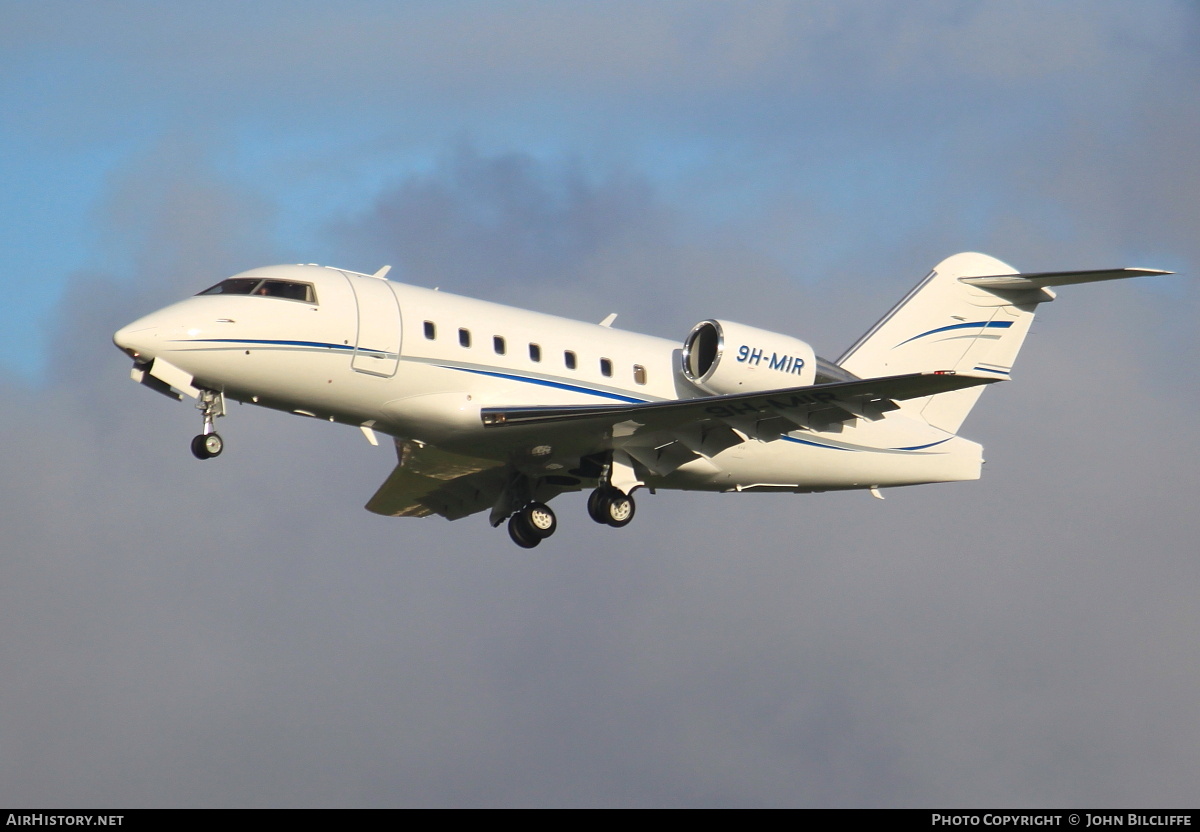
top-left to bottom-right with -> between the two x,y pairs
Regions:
113,264 -> 983,493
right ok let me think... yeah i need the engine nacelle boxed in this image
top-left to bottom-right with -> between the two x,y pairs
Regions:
681,319 -> 816,395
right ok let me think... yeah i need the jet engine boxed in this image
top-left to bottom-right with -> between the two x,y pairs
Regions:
681,319 -> 816,395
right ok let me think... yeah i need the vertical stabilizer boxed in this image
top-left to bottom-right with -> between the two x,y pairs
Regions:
838,253 -> 1046,433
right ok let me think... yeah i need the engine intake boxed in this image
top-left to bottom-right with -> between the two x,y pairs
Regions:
681,319 -> 816,395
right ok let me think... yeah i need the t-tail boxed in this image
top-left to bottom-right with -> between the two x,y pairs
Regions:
837,252 -> 1169,433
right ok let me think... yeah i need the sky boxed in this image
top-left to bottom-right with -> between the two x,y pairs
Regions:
2,0 -> 1199,808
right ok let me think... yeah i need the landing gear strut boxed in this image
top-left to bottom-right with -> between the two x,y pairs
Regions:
507,502 -> 557,548
191,389 -> 226,460
584,450 -> 639,529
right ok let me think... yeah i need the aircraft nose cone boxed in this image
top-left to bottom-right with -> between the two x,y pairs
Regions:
113,323 -> 157,361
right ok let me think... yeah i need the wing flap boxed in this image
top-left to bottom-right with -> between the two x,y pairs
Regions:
623,439 -> 712,476
394,440 -> 498,480
480,371 -> 999,441
365,466 -> 439,517
366,440 -> 505,521
674,422 -> 745,458
366,465 -> 508,521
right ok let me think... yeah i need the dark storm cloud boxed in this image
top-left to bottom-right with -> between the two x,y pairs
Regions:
330,144 -> 813,344
3,0 -> 1199,809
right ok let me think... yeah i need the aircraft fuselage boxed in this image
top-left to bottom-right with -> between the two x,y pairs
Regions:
114,264 -> 982,498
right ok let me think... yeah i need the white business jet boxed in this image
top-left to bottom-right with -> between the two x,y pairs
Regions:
113,252 -> 1167,547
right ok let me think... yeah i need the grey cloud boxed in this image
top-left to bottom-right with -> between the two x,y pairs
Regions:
333,145 -> 662,292
331,144 -> 817,344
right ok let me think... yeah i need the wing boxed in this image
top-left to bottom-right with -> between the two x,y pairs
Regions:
370,372 -> 998,515
480,371 -> 1000,476
365,440 -> 506,521
482,370 -> 998,432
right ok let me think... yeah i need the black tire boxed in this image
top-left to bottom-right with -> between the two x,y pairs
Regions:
191,434 -> 211,460
587,489 -> 608,524
521,502 -> 557,539
508,513 -> 541,548
191,432 -> 224,460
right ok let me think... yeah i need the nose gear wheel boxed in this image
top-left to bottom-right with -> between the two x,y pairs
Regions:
191,389 -> 227,460
191,432 -> 224,460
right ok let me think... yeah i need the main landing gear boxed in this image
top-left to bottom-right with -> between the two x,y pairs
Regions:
191,389 -> 226,460
498,453 -> 641,548
505,488 -> 637,548
507,502 -> 557,548
587,487 -> 636,528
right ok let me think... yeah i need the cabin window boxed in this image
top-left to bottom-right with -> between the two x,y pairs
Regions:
633,364 -> 647,385
459,328 -> 471,348
564,350 -> 577,370
529,343 -> 541,362
493,336 -> 506,355
198,278 -> 316,304
600,358 -> 613,377
424,321 -> 436,340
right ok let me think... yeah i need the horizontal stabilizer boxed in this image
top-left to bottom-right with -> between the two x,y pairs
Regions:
961,268 -> 1170,291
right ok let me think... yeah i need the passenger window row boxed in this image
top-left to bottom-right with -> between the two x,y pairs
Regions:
423,320 -> 646,384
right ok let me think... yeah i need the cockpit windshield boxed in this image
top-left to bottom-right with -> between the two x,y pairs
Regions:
198,278 -> 317,304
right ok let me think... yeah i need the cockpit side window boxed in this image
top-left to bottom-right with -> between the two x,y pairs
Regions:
259,281 -> 315,302
198,278 -> 316,304
198,278 -> 260,295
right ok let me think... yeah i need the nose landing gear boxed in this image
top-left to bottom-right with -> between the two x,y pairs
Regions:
191,389 -> 226,460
